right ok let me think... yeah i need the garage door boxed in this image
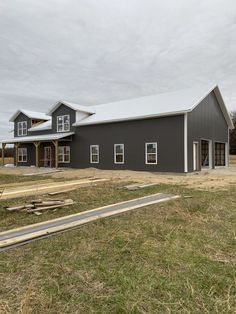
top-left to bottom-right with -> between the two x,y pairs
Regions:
215,142 -> 225,166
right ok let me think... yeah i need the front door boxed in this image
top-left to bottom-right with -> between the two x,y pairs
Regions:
193,142 -> 199,171
44,147 -> 52,167
201,139 -> 213,169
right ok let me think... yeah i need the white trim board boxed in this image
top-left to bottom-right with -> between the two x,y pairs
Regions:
184,113 -> 188,172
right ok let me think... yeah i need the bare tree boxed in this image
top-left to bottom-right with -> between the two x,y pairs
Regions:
230,111 -> 236,154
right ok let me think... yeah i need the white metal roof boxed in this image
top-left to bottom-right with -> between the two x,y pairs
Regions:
9,110 -> 51,122
47,100 -> 95,116
28,119 -> 52,132
73,85 -> 233,129
1,132 -> 74,144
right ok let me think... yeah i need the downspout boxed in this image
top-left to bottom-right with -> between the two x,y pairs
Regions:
184,113 -> 188,173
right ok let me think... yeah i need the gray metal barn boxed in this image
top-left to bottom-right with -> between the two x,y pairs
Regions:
1,85 -> 234,173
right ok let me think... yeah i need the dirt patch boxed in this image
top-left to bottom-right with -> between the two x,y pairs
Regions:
1,164 -> 236,191
50,167 -> 236,190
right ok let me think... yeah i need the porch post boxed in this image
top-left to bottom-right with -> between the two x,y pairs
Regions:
33,142 -> 40,168
15,143 -> 19,167
52,140 -> 59,168
2,143 -> 6,166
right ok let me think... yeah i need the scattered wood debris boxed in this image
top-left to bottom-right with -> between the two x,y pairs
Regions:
5,199 -> 74,214
122,183 -> 157,191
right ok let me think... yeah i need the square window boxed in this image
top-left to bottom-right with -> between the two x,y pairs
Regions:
145,143 -> 157,164
114,144 -> 124,164
58,146 -> 70,163
57,115 -> 70,132
90,145 -> 99,163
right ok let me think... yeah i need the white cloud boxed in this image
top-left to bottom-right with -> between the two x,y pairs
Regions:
0,0 -> 236,138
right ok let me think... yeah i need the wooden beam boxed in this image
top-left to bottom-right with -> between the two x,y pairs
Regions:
2,143 -> 6,167
52,140 -> 58,168
33,142 -> 40,168
15,143 -> 19,167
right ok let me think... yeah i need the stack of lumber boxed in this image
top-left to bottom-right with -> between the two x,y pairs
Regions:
5,199 -> 74,214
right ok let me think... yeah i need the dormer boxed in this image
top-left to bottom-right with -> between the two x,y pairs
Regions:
9,110 -> 51,137
46,101 -> 95,133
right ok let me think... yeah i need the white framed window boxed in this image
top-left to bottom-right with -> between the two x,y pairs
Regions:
145,142 -> 157,164
17,121 -> 27,136
57,115 -> 70,132
18,148 -> 27,162
114,144 -> 124,164
58,146 -> 70,163
90,145 -> 99,163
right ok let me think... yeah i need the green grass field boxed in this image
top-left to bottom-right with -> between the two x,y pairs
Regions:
0,175 -> 235,313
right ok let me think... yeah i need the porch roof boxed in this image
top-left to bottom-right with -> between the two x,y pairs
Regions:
1,132 -> 74,144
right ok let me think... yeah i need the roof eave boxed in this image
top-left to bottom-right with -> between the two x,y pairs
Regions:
46,100 -> 95,116
9,110 -> 50,122
1,132 -> 75,144
213,86 -> 234,129
72,110 -> 189,127
28,126 -> 52,132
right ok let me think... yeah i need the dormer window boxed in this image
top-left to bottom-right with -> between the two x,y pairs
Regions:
17,121 -> 27,136
57,115 -> 70,132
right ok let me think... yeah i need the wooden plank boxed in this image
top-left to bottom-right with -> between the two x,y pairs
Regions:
26,199 -> 74,212
0,194 -> 180,249
1,178 -> 108,200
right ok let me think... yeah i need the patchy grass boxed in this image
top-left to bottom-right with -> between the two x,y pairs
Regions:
0,181 -> 236,313
0,173 -> 51,185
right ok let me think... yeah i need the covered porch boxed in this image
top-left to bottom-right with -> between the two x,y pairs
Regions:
1,132 -> 74,168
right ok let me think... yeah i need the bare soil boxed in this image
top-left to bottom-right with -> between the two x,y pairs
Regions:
1,164 -> 236,190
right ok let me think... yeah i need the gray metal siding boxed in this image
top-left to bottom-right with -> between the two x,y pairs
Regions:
51,104 -> 76,134
187,91 -> 228,171
71,115 -> 185,172
14,143 -> 35,166
26,104 -> 76,136
14,113 -> 31,137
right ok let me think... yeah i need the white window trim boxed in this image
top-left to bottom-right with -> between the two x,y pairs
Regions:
90,145 -> 99,164
17,121 -> 27,136
114,144 -> 124,164
18,147 -> 27,162
57,115 -> 70,133
58,146 -> 70,163
145,142 -> 157,165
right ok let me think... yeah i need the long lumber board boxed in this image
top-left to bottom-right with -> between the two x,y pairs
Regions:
0,178 -> 108,200
0,193 -> 180,250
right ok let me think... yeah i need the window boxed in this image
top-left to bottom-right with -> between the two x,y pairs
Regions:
18,148 -> 27,162
215,142 -> 226,166
57,115 -> 70,132
145,142 -> 157,164
90,145 -> 99,163
17,121 -> 27,136
58,146 -> 70,163
114,144 -> 124,164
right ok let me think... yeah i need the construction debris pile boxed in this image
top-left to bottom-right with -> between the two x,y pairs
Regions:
5,199 -> 74,215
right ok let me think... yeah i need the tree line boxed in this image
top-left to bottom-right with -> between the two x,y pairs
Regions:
230,111 -> 236,154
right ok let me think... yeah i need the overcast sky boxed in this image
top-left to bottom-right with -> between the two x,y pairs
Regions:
0,0 -> 236,139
